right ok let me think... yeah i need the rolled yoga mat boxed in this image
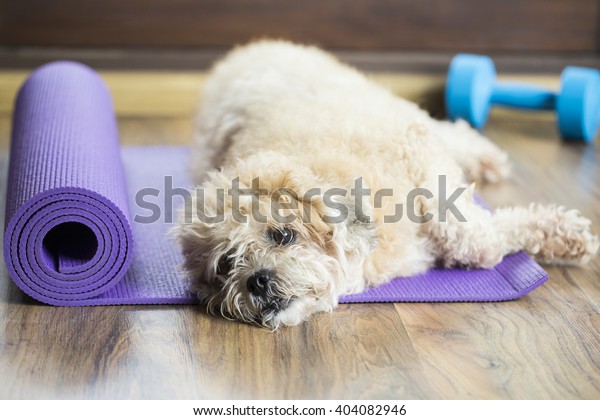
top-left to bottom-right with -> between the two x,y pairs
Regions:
3,62 -> 548,306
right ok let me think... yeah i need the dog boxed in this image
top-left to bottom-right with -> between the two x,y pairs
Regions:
175,40 -> 599,328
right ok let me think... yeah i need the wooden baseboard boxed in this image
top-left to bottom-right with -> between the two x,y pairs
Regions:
1,47 -> 599,74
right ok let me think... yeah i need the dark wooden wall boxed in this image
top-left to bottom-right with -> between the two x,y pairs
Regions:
1,0 -> 599,53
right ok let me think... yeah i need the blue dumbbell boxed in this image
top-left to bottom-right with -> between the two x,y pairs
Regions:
445,54 -> 600,142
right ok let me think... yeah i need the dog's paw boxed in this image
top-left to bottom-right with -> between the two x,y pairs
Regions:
533,206 -> 599,264
462,147 -> 511,184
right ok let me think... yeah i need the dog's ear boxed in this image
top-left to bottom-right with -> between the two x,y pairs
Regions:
172,169 -> 234,280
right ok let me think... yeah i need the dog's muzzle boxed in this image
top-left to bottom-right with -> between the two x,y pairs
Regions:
246,268 -> 273,296
247,269 -> 290,317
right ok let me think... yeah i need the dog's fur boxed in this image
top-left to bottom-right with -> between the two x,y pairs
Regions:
175,40 -> 599,328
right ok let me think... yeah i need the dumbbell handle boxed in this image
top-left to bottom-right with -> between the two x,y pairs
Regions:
491,82 -> 556,110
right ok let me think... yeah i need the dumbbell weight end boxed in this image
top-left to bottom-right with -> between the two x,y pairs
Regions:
557,66 -> 600,143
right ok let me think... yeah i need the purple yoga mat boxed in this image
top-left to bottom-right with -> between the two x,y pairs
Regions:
3,62 -> 548,306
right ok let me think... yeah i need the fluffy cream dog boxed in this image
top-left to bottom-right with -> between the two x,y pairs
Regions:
176,40 -> 598,328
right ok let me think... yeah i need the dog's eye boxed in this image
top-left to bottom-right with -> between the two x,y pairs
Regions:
269,227 -> 296,246
217,253 -> 233,275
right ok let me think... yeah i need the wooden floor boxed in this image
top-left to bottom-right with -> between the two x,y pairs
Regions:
0,71 -> 598,399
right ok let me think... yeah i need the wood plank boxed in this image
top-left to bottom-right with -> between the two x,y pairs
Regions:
0,296 -> 437,398
396,279 -> 600,399
0,71 -> 445,118
184,304 -> 437,399
0,71 -> 206,118
0,0 -> 598,52
0,70 -> 565,119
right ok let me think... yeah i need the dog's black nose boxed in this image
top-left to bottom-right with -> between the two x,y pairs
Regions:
247,269 -> 273,296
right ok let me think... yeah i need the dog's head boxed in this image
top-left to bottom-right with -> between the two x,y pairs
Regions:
175,152 -> 377,328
